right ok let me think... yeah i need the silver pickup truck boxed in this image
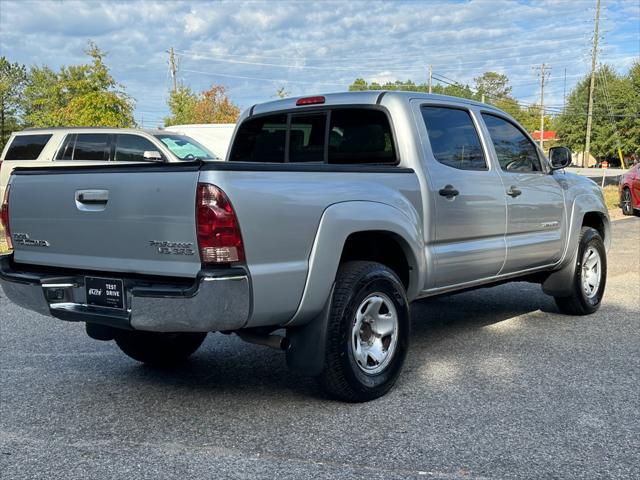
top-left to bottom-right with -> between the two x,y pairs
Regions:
0,92 -> 610,402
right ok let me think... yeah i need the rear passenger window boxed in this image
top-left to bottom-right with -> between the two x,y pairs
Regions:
289,114 -> 326,163
229,108 -> 397,165
4,134 -> 52,160
73,134 -> 109,161
115,134 -> 160,162
230,114 -> 287,163
328,110 -> 396,165
421,106 -> 487,171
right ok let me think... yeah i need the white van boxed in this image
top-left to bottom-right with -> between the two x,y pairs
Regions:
164,124 -> 236,160
0,127 -> 219,201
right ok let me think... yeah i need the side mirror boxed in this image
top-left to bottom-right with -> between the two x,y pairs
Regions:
143,150 -> 163,161
549,146 -> 572,170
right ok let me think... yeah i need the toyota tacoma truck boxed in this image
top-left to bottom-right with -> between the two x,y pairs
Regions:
0,92 -> 610,402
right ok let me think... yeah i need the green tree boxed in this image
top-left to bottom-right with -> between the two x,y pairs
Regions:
164,85 -> 198,126
348,78 -> 369,91
474,71 -> 512,100
556,63 -> 639,159
164,84 -> 240,126
346,73 -> 563,136
0,57 -> 27,148
23,42 -> 134,128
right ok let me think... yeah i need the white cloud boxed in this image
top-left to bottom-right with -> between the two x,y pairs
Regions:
1,0 -> 637,126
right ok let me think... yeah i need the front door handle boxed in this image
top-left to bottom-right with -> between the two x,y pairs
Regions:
506,186 -> 522,198
439,184 -> 459,199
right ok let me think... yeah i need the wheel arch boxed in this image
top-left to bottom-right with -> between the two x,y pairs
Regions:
543,198 -> 610,297
285,200 -> 424,327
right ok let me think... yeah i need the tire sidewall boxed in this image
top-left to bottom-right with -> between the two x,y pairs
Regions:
621,188 -> 633,216
574,228 -> 607,312
335,267 -> 410,395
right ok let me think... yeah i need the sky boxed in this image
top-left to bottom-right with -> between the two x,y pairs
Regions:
1,0 -> 638,128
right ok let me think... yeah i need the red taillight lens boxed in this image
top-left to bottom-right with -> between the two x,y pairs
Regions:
1,185 -> 12,251
296,96 -> 325,106
196,183 -> 244,264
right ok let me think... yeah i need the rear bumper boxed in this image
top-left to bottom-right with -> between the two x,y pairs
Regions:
0,255 -> 250,332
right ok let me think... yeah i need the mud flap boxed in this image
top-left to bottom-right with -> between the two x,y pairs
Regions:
285,284 -> 334,376
542,249 -> 578,297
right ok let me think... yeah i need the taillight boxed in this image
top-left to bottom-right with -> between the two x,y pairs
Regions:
1,185 -> 12,251
196,183 -> 244,264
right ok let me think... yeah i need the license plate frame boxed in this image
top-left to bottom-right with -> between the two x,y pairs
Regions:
85,277 -> 125,310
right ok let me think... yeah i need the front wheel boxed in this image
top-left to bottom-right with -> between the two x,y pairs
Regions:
320,261 -> 410,402
554,227 -> 607,315
114,330 -> 207,366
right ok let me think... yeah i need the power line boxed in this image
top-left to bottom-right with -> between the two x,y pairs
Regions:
431,71 -> 636,117
174,48 -> 602,74
181,68 -> 346,87
172,36 -> 591,64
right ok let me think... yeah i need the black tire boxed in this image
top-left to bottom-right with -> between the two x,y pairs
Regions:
621,188 -> 634,216
320,261 -> 410,402
554,227 -> 607,315
114,330 -> 206,366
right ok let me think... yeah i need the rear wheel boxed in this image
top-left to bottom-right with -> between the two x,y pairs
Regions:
320,261 -> 410,402
554,227 -> 606,315
114,330 -> 206,366
621,188 -> 634,216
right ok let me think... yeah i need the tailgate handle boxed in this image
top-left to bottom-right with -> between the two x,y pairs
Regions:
76,190 -> 109,204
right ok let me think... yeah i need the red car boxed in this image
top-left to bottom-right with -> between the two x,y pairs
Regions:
619,163 -> 640,216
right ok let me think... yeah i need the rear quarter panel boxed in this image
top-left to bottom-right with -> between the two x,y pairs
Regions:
198,168 -> 422,327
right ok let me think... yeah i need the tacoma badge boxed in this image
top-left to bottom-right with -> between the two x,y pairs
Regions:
149,240 -> 195,256
13,233 -> 50,248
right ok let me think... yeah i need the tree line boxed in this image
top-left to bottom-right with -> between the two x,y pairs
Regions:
349,63 -> 640,160
1,41 -> 638,160
350,71 -> 554,134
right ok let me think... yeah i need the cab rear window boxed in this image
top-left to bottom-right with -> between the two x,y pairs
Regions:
229,108 -> 396,165
4,134 -> 52,160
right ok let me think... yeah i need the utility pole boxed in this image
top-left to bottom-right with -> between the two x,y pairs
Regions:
168,47 -> 178,93
584,0 -> 601,167
534,63 -> 550,150
428,64 -> 432,94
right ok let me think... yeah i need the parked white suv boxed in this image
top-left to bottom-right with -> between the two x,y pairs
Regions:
0,127 -> 219,200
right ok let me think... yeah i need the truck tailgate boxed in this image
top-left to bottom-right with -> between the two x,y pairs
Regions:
8,165 -> 202,278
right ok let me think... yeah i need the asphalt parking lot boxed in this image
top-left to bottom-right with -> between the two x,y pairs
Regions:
1,218 -> 638,479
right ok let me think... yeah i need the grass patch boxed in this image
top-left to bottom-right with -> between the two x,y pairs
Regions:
602,185 -> 620,211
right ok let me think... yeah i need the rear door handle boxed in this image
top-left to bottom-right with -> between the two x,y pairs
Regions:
506,186 -> 522,198
76,190 -> 109,204
438,184 -> 459,199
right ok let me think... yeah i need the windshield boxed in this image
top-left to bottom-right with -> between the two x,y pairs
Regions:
154,134 -> 219,161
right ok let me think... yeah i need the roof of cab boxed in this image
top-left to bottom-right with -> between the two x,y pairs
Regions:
250,90 -> 502,117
